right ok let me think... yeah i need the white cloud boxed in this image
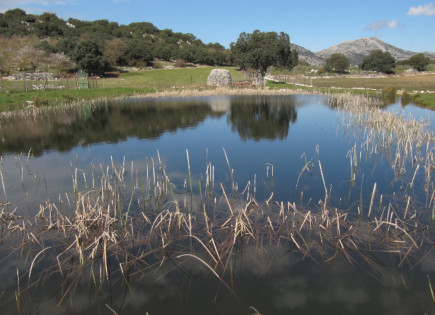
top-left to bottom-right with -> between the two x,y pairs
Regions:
364,20 -> 401,31
0,0 -> 75,7
407,2 -> 435,16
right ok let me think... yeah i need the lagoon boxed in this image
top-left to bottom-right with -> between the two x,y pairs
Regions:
0,94 -> 433,314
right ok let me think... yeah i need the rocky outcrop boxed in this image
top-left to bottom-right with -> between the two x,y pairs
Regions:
12,72 -> 60,81
291,44 -> 325,66
207,69 -> 232,86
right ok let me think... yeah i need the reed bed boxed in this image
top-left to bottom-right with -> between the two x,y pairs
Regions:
0,151 -> 433,310
0,93 -> 434,311
331,94 -> 435,214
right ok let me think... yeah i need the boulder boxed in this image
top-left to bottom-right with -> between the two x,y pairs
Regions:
207,69 -> 233,87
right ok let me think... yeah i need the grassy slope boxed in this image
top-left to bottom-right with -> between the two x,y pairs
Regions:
1,66 -> 434,110
267,72 -> 435,108
0,67 -> 244,111
306,74 -> 435,91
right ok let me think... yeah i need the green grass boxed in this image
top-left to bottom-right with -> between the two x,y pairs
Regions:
266,77 -> 435,108
0,67 -> 244,111
413,93 -> 435,109
104,66 -> 244,89
0,87 -> 155,111
1,65 -> 435,110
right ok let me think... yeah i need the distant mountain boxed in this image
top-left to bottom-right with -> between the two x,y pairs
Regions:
291,44 -> 324,66
294,37 -> 435,66
316,37 -> 417,65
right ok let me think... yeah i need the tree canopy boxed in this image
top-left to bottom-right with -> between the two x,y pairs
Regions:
361,50 -> 396,73
0,8 -> 230,74
324,53 -> 350,73
230,30 -> 298,76
408,53 -> 430,71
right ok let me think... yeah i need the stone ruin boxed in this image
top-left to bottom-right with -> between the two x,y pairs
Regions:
207,69 -> 233,87
12,72 -> 60,81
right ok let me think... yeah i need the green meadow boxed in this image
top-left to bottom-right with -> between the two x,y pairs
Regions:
1,66 -> 435,111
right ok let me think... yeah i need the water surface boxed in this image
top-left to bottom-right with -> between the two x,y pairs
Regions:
0,94 -> 433,314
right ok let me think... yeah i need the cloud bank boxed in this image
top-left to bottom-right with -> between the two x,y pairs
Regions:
407,2 -> 435,16
364,20 -> 401,31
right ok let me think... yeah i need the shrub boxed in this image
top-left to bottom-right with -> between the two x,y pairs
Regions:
361,50 -> 396,74
174,59 -> 186,68
408,53 -> 430,71
152,59 -> 164,69
32,95 -> 49,107
324,53 -> 350,73
401,89 -> 411,106
381,87 -> 396,105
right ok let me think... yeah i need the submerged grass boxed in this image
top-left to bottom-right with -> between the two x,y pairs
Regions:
0,93 -> 434,311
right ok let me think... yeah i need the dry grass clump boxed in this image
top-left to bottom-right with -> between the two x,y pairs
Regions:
331,93 -> 434,189
0,93 -> 434,310
0,154 -> 431,309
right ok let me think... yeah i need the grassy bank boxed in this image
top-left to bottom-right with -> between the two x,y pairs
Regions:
267,73 -> 435,108
0,86 -> 155,111
1,66 -> 435,110
0,67 -> 244,111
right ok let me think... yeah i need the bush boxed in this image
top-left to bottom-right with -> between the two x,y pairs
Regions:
324,53 -> 350,73
381,87 -> 396,105
408,53 -> 430,71
401,89 -> 411,106
32,95 -> 49,107
152,59 -> 164,69
361,50 -> 396,74
174,59 -> 186,68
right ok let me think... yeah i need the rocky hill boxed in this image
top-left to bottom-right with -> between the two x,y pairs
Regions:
291,44 -> 324,66
316,37 -> 416,65
295,37 -> 435,66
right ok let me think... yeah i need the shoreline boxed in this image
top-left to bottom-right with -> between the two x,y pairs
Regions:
133,87 -> 313,99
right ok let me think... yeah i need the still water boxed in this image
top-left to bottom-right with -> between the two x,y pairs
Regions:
0,95 -> 433,314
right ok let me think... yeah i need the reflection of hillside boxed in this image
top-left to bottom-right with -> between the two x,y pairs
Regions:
228,95 -> 298,141
0,100 -> 213,155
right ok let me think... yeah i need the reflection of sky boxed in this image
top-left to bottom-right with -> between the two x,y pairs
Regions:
386,100 -> 435,131
0,96 -> 433,314
0,95 -> 432,218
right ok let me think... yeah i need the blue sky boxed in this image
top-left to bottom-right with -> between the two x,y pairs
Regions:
1,0 -> 435,52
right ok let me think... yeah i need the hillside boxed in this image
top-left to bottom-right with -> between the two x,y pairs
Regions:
316,37 -> 416,65
291,44 -> 324,66
295,37 -> 435,66
0,8 -> 229,75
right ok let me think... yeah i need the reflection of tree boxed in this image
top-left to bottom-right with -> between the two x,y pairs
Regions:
228,96 -> 297,141
0,100 -> 214,155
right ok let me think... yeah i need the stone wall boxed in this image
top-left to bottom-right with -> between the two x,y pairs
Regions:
12,72 -> 60,81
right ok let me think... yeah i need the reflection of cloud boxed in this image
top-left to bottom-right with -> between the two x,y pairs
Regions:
37,297 -> 68,315
121,289 -> 150,309
407,2 -> 435,16
272,275 -> 308,310
153,272 -> 179,300
364,20 -> 402,31
273,291 -> 307,310
0,255 -> 26,290
319,285 -> 369,311
420,251 -> 435,272
241,245 -> 298,276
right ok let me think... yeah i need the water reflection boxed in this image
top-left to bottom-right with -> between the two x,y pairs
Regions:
0,100 -> 215,155
0,95 -> 301,155
228,95 -> 297,141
